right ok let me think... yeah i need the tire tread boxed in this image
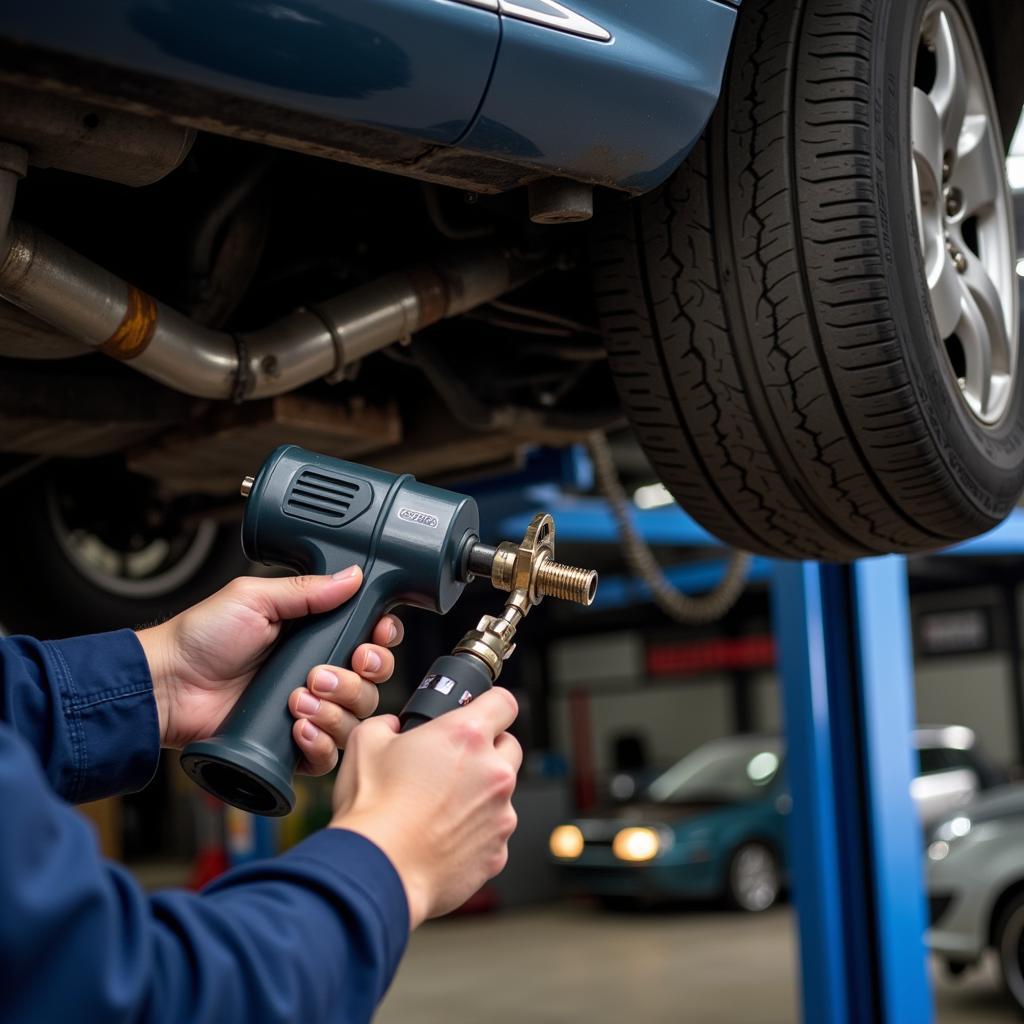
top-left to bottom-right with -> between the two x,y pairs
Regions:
593,0 -> 1013,558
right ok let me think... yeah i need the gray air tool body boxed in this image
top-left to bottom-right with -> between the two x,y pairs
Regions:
180,445 -> 597,816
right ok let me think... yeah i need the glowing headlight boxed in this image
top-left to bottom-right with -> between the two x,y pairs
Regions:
549,825 -> 585,860
612,827 -> 666,862
927,816 -> 973,862
933,816 -> 972,842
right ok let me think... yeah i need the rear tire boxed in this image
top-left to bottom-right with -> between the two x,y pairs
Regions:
0,463 -> 245,638
995,894 -> 1024,1013
594,0 -> 1021,560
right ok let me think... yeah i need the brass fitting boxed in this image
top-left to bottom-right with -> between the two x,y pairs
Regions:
457,513 -> 598,679
454,611 -> 522,679
534,560 -> 598,604
488,513 -> 597,608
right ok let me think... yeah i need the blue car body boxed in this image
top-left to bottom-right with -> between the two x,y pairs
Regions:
0,0 -> 739,192
555,727 -> 993,904
559,780 -> 789,903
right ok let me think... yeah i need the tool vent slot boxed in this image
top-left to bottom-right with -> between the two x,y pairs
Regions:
284,469 -> 371,528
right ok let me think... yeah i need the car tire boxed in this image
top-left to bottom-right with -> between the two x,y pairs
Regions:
725,841 -> 781,913
593,0 -> 1021,560
0,464 -> 246,638
995,893 -> 1024,1013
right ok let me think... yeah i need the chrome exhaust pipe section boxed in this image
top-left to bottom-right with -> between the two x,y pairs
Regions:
0,143 -> 519,401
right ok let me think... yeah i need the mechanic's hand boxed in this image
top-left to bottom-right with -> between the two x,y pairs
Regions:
136,568 -> 403,775
330,688 -> 521,929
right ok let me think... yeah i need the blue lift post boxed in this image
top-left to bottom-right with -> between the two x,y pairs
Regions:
773,559 -> 933,1024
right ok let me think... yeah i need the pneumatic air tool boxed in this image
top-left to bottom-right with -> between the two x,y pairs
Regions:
180,445 -> 598,816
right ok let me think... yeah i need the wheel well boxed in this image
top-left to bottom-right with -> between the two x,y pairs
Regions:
967,0 -> 1024,146
987,879 -> 1024,947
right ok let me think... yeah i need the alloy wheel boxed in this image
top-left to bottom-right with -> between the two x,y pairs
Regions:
911,0 -> 1019,425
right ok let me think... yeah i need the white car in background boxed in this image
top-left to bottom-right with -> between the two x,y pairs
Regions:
912,725 -> 1003,825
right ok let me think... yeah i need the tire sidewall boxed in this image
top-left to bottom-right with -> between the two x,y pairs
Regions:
877,0 -> 1024,517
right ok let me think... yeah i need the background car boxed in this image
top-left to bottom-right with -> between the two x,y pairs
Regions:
913,724 -> 1006,823
0,0 -> 1021,635
552,727 -> 1000,912
926,784 -> 1024,1013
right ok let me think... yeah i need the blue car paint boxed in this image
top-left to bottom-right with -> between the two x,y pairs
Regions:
462,1 -> 739,191
1,0 -> 738,193
559,787 -> 789,902
0,0 -> 499,144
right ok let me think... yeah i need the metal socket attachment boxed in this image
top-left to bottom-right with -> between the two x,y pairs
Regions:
240,475 -> 255,498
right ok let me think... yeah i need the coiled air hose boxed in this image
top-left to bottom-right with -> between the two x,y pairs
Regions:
586,432 -> 752,625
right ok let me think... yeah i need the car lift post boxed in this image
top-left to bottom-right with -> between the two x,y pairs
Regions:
772,557 -> 933,1024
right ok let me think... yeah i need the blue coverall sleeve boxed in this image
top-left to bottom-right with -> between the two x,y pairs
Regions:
0,632 -> 410,1024
0,630 -> 160,802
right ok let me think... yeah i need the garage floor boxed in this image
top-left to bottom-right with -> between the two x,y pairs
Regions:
376,903 -> 1015,1023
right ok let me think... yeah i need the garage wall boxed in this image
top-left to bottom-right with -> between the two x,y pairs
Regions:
551,680 -> 734,777
548,632 -> 747,776
548,632 -> 644,691
913,653 -> 1015,764
749,656 -> 1017,766
546,601 -> 1024,782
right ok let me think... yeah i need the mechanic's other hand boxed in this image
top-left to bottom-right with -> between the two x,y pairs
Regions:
136,569 -> 403,774
330,688 -> 522,929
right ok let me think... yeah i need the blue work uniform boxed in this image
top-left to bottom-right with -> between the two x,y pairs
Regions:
0,629 -> 408,1024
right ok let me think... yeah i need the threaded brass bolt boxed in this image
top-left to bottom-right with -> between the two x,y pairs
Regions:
535,561 -> 598,606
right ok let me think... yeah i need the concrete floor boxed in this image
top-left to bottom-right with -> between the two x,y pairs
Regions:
376,903 -> 1017,1023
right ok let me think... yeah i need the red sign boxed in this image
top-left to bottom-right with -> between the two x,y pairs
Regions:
646,635 -> 776,676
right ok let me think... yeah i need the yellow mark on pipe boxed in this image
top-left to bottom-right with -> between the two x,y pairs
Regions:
99,286 -> 157,359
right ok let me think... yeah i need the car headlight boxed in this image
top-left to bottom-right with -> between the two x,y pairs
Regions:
549,824 -> 585,860
612,826 -> 672,863
927,816 -> 972,861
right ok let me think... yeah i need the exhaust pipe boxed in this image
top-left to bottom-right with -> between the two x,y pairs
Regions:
0,144 -> 520,401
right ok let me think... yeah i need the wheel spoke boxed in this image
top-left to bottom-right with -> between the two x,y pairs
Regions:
929,249 -> 964,339
957,255 -> 1009,417
952,114 -> 1002,217
930,10 -> 968,157
912,86 -> 945,199
912,84 -> 955,332
957,286 -> 992,414
962,253 -> 1011,373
